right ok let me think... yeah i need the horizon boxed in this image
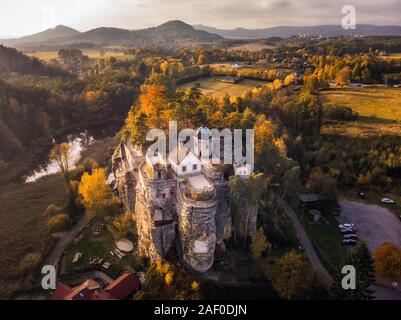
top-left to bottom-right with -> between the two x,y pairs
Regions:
1,0 -> 400,38
6,20 -> 401,40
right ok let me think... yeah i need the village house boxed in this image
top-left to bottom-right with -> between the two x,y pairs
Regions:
52,272 -> 141,300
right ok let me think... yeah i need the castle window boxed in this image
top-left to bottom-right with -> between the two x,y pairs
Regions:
162,193 -> 166,199
182,166 -> 187,172
193,164 -> 198,170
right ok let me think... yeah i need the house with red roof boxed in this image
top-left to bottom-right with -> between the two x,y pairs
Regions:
52,272 -> 141,300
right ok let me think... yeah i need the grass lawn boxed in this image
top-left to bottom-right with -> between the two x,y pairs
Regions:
62,225 -> 142,278
179,77 -> 269,98
322,87 -> 401,122
297,209 -> 346,275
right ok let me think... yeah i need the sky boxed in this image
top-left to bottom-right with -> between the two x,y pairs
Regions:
0,0 -> 400,37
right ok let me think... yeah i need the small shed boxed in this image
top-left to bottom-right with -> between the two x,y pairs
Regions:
299,194 -> 321,210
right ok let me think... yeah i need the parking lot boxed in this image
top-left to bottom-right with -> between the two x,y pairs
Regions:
339,200 -> 401,251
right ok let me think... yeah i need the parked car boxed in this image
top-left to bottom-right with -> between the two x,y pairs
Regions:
342,239 -> 358,246
343,234 -> 358,240
339,223 -> 355,229
381,198 -> 395,205
358,191 -> 367,198
340,228 -> 355,234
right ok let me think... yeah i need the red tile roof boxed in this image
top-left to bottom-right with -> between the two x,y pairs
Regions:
105,272 -> 141,300
52,283 -> 72,300
52,272 -> 140,300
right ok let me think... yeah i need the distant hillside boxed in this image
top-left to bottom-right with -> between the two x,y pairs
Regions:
193,24 -> 401,39
0,21 -> 223,50
0,45 -> 64,76
3,25 -> 80,46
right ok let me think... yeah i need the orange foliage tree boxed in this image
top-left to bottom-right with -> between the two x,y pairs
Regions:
374,243 -> 401,280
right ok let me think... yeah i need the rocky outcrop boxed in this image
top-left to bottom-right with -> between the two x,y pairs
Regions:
135,162 -> 177,260
111,143 -> 250,274
176,180 -> 217,272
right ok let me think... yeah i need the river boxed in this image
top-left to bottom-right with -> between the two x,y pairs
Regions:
23,120 -> 122,184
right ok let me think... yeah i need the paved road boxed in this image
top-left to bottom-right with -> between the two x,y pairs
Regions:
280,201 -> 333,286
372,285 -> 401,300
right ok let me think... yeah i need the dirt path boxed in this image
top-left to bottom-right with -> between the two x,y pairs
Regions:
44,214 -> 92,270
280,201 -> 333,286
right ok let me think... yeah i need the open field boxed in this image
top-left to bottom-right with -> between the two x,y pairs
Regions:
379,53 -> 401,61
322,121 -> 401,138
26,50 -> 135,62
228,43 -> 274,52
179,77 -> 269,98
322,87 -> 401,122
0,174 -> 68,298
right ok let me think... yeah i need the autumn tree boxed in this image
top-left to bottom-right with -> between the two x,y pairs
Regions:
139,84 -> 170,128
197,52 -> 208,65
284,73 -> 296,85
50,142 -> 71,184
306,167 -> 339,214
250,227 -> 271,259
336,66 -> 351,86
374,243 -> 401,280
267,250 -> 316,300
78,168 -> 116,217
125,109 -> 149,146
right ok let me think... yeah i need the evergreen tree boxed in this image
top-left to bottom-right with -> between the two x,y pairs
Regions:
330,241 -> 375,300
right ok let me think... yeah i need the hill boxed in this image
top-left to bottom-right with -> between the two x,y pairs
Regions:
3,25 -> 80,46
0,21 -> 223,50
0,45 -> 64,76
193,24 -> 401,39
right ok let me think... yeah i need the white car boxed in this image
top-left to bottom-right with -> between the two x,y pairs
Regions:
339,223 -> 355,229
381,198 -> 395,205
343,234 -> 358,240
342,239 -> 358,246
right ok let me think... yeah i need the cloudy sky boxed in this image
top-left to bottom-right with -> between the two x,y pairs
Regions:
0,0 -> 399,37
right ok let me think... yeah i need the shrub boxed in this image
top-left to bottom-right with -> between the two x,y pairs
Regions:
19,252 -> 42,273
48,214 -> 73,233
45,204 -> 62,216
107,214 -> 135,239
